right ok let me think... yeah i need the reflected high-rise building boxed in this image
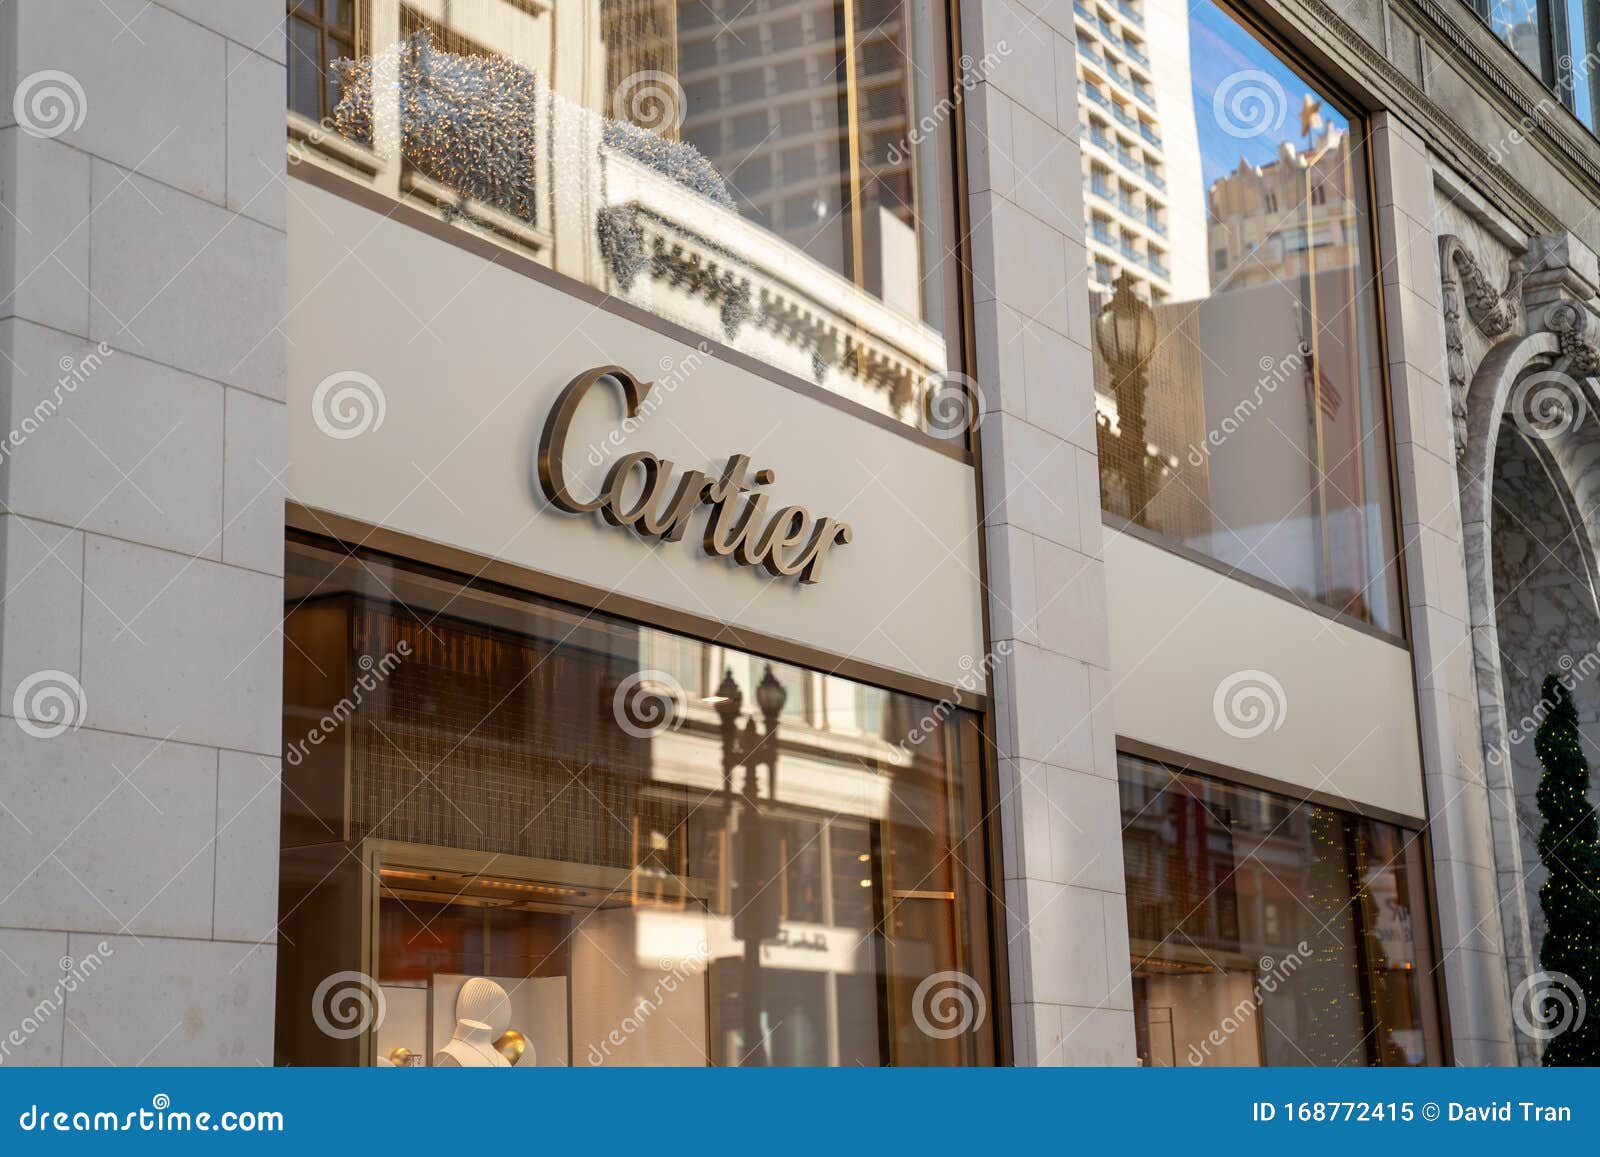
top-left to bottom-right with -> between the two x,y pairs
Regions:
673,0 -> 922,315
1206,124 -> 1358,292
1074,0 -> 1212,541
1073,0 -> 1207,308
603,0 -> 682,139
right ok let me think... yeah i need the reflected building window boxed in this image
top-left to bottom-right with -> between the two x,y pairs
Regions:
1466,0 -> 1600,130
282,0 -> 958,433
287,0 -> 360,123
1074,0 -> 1401,633
1118,753 -> 1443,1067
276,538 -> 998,1067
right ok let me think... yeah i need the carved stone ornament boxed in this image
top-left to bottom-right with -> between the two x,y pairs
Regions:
1439,234 -> 1524,458
1545,300 -> 1600,377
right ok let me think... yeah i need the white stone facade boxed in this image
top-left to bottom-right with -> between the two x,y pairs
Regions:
5,0 -> 1600,1067
963,0 -> 1136,1065
0,0 -> 285,1065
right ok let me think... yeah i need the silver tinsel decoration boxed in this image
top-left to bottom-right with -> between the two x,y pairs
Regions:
332,32 -> 733,221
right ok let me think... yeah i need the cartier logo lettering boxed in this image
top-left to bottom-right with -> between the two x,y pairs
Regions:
537,365 -> 853,584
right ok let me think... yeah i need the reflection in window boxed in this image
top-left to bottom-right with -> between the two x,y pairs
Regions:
1074,0 -> 1401,632
287,0 -> 359,123
1487,0 -> 1549,79
283,0 -> 955,430
1118,753 -> 1441,1066
1466,0 -> 1600,133
276,538 -> 997,1067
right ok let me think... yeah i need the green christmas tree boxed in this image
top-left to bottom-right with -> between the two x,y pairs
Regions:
1532,674 -> 1600,1065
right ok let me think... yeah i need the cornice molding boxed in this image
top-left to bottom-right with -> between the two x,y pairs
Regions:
1266,0 -> 1572,233
1407,0 -> 1600,187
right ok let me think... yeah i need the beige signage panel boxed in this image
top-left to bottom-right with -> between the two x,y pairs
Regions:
286,180 -> 985,692
1105,528 -> 1427,819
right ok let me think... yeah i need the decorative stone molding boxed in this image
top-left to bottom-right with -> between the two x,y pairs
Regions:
1438,231 -> 1600,458
1545,300 -> 1600,376
1275,0 -> 1564,237
1520,233 -> 1600,378
1447,229 -> 1600,1063
598,199 -> 933,407
1438,234 -> 1524,457
1405,0 -> 1600,195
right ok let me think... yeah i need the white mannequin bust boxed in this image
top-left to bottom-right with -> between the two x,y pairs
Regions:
434,977 -> 522,1068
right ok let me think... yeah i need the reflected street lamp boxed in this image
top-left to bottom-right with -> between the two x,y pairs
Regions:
1094,272 -> 1158,515
713,663 -> 787,1065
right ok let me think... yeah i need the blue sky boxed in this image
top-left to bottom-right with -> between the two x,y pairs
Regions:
1185,0 -> 1349,188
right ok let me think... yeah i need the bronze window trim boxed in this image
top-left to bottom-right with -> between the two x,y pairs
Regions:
1150,0 -> 1412,648
285,0 -> 1007,1064
944,0 -> 1013,1069
1117,737 -> 1447,1065
286,0 -> 362,124
285,162 -> 974,466
1202,3 -> 1454,1063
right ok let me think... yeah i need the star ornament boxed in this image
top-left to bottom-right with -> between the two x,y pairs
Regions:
1300,92 -> 1324,138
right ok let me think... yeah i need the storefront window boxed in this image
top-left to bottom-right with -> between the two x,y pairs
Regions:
1074,0 -> 1401,632
283,0 -> 958,430
276,537 -> 998,1067
1118,752 -> 1442,1066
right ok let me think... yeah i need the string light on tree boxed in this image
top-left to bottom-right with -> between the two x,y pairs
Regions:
1531,673 -> 1600,1065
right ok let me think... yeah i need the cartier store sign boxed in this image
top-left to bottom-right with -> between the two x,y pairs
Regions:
537,365 -> 854,584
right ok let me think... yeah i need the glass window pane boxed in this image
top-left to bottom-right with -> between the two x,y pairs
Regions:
288,19 -> 323,120
276,539 -> 997,1067
1077,0 -> 1401,632
1118,752 -> 1439,1066
290,0 -> 958,432
1563,0 -> 1600,127
1492,0 -> 1549,79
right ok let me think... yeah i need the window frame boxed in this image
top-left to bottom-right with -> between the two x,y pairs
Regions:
277,530 -> 1008,1067
1467,0 -> 1600,131
287,0 -> 364,124
282,0 -> 977,458
1091,0 -> 1412,647
1115,738 -> 1449,1066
